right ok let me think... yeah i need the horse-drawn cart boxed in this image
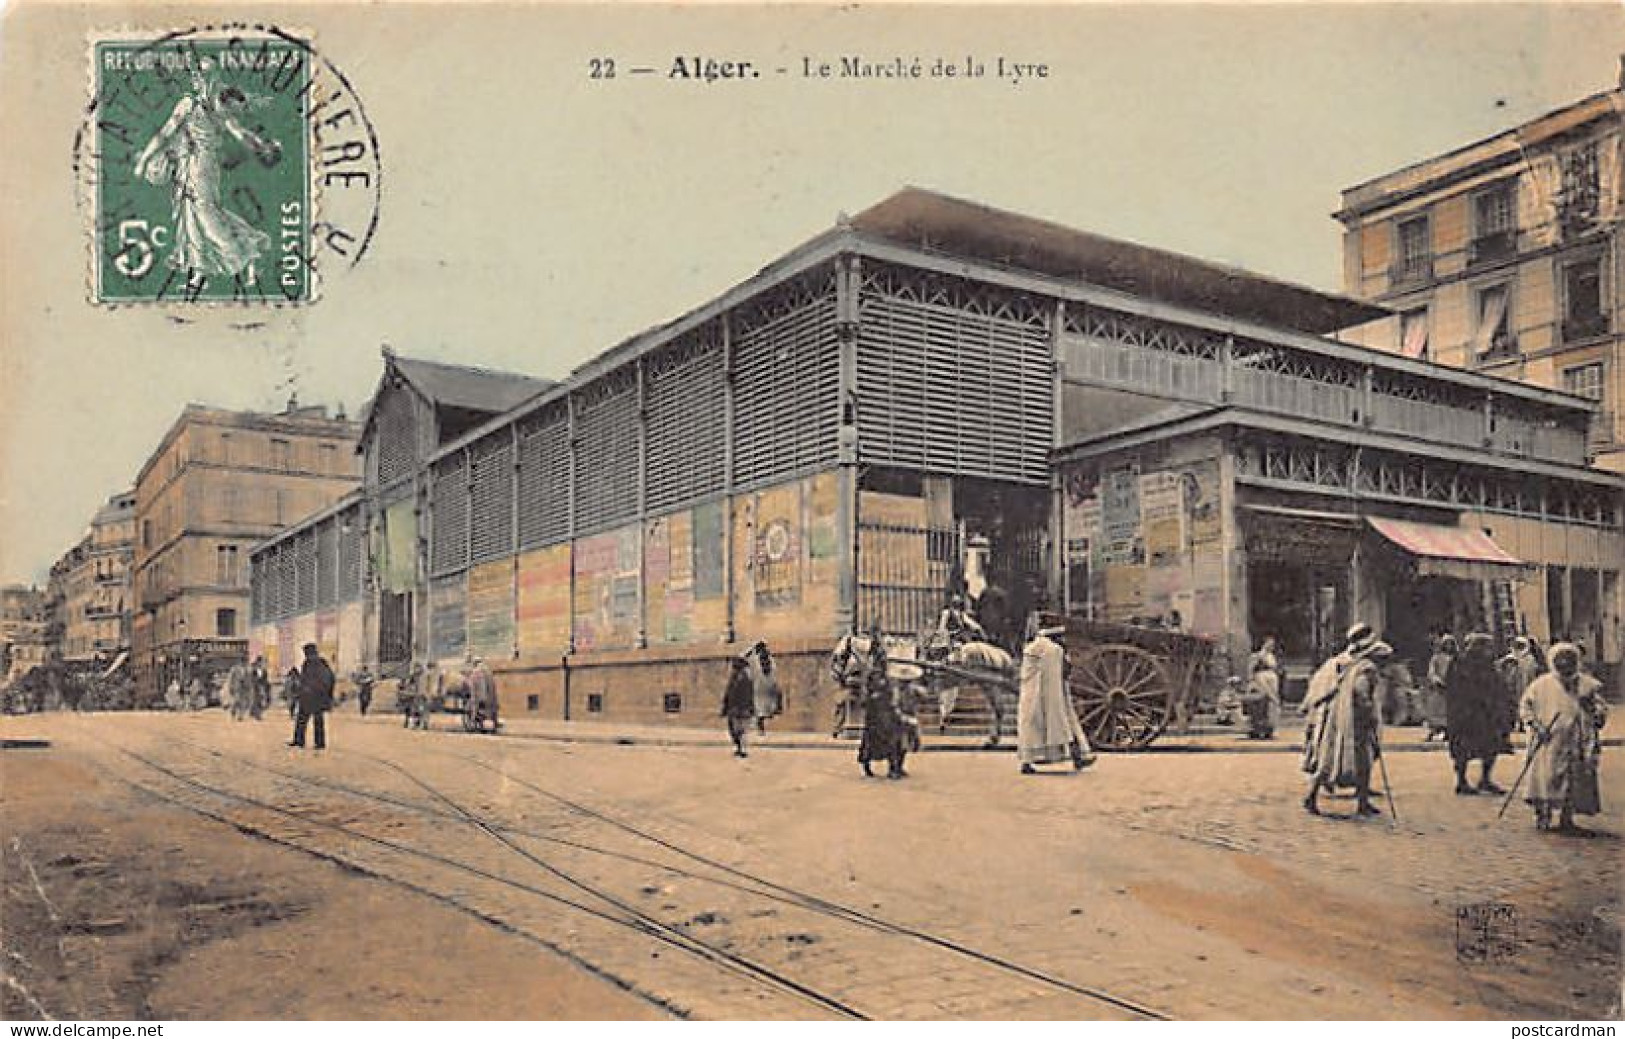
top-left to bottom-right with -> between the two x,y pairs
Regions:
883,617 -> 1213,751
1061,620 -> 1214,750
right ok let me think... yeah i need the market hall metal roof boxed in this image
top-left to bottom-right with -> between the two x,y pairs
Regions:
850,187 -> 1389,337
388,354 -> 554,415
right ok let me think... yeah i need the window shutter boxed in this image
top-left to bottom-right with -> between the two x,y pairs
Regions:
469,434 -> 515,564
646,328 -> 726,512
732,268 -> 840,487
518,403 -> 570,549
430,453 -> 470,576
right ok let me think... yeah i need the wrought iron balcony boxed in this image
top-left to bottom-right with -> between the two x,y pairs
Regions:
1388,256 -> 1434,287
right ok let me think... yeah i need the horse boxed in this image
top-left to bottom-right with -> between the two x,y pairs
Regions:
924,637 -> 1016,746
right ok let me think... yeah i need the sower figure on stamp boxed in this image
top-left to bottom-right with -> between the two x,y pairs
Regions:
132,57 -> 280,285
1518,643 -> 1607,833
288,643 -> 335,750
1303,640 -> 1389,817
1447,632 -> 1506,795
722,657 -> 756,759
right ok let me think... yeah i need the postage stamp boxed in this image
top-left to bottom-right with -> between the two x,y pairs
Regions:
1455,900 -> 1520,963
81,26 -> 380,307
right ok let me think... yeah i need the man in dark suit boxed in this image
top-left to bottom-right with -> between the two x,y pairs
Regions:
289,643 -> 335,750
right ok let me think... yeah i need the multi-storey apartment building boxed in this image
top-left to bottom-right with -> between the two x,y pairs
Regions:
131,401 -> 361,702
1,585 -> 49,685
1336,66 -> 1625,471
47,491 -> 136,664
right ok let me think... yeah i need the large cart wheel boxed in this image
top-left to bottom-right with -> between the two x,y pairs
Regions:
1068,643 -> 1173,751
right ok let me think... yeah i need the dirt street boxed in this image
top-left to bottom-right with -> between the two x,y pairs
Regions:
2,709 -> 1619,1020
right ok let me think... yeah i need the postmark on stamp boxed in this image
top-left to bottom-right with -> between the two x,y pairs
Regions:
77,26 -> 380,306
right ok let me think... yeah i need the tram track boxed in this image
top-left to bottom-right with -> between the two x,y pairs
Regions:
158,733 -> 1168,1020
85,731 -> 866,1020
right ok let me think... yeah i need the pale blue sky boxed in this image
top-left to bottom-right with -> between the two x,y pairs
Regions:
2,2 -> 1621,584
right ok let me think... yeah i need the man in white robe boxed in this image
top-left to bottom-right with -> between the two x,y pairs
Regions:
1518,643 -> 1606,832
1017,619 -> 1095,774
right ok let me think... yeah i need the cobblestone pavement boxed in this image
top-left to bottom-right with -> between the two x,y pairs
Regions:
5,709 -> 1620,1020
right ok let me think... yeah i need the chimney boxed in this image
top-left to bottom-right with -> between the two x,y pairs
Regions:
285,392 -> 299,414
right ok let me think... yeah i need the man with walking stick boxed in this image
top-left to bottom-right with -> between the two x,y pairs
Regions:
1503,643 -> 1606,833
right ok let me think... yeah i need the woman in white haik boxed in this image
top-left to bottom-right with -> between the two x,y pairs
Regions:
133,58 -> 280,283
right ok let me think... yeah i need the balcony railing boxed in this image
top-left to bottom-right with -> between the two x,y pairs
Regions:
1469,230 -> 1517,267
1476,336 -> 1521,365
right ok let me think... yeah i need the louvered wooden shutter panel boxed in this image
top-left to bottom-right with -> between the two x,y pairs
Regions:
518,405 -> 569,549
376,382 -> 417,485
856,265 -> 1052,485
469,434 -> 514,564
338,513 -> 362,603
431,453 -> 470,576
574,372 -> 639,534
646,331 -> 726,512
295,532 -> 316,613
315,521 -> 338,608
732,270 -> 840,487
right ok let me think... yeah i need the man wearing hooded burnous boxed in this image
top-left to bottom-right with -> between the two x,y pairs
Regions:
1518,643 -> 1607,833
132,57 -> 281,285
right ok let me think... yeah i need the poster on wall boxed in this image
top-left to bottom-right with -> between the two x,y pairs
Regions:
1102,466 -> 1143,566
517,545 -> 571,654
665,510 -> 696,642
1141,472 -> 1184,568
428,573 -> 467,660
1183,461 -> 1221,548
573,528 -> 639,652
807,473 -> 840,585
645,518 -> 671,642
693,501 -> 725,601
755,484 -> 803,609
466,559 -> 515,659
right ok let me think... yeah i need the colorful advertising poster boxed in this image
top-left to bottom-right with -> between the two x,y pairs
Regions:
693,501 -> 725,601
1102,466 -> 1143,566
429,573 -> 467,660
665,509 -> 696,643
466,559 -> 515,659
517,545 -> 571,654
807,471 -> 840,561
645,518 -> 670,642
1182,461 -> 1221,548
755,483 -> 802,609
1103,565 -> 1145,621
573,526 -> 639,651
1141,471 -> 1184,568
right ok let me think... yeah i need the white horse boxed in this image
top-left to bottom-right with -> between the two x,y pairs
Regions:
929,639 -> 1016,745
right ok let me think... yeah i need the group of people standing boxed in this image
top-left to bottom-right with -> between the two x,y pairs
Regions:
819,608 -> 1096,780
1300,622 -> 1607,832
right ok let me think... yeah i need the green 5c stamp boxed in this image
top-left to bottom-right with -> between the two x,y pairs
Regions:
81,27 -> 380,305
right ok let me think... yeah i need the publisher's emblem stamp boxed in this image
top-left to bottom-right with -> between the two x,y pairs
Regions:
91,32 -> 313,304
1456,901 -> 1519,963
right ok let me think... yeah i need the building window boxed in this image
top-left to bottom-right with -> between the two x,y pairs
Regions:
271,438 -> 291,470
663,692 -> 682,713
526,694 -> 540,712
1395,215 -> 1432,283
320,442 -> 337,474
1563,362 -> 1604,400
1473,283 -> 1515,361
142,520 -> 152,548
1471,181 -> 1517,265
218,432 -> 232,466
216,608 -> 237,638
1560,142 -> 1601,233
586,693 -> 604,713
1400,308 -> 1430,360
216,544 -> 239,585
1562,258 -> 1607,342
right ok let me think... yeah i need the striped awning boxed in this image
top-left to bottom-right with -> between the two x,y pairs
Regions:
1366,517 -> 1529,580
